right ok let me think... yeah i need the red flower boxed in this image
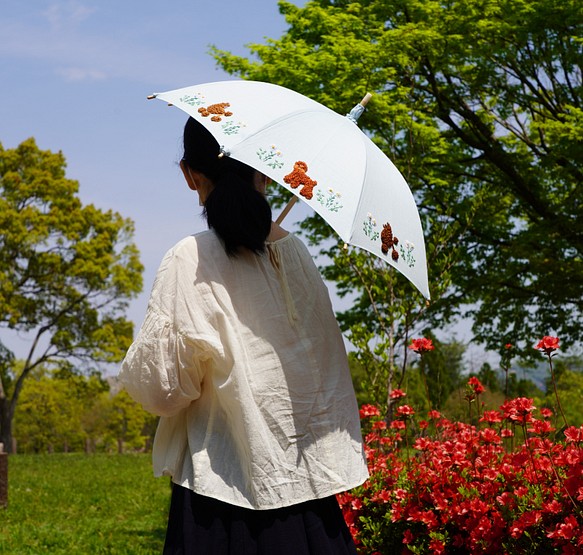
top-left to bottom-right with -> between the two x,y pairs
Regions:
564,426 -> 583,443
414,437 -> 433,451
409,337 -> 435,353
389,388 -> 407,399
428,410 -> 442,420
535,335 -> 560,355
396,404 -> 415,417
480,410 -> 503,424
546,515 -> 580,541
480,428 -> 502,444
390,420 -> 406,430
402,529 -> 415,544
501,398 -> 536,424
505,343 -> 513,349
429,538 -> 446,554
527,419 -> 555,436
359,404 -> 381,418
468,376 -> 486,395
539,407 -> 553,419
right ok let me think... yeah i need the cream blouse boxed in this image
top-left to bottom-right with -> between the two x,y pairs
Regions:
118,230 -> 368,510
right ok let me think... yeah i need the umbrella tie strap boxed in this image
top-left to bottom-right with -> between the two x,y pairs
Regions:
266,243 -> 298,326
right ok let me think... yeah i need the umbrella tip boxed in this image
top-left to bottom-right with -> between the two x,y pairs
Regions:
147,94 -> 156,100
346,93 -> 373,124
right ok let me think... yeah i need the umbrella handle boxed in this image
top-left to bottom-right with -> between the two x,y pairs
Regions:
275,196 -> 299,225
360,93 -> 372,106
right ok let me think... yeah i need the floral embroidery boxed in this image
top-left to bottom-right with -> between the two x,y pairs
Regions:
283,161 -> 318,200
316,188 -> 343,212
222,120 -> 244,135
363,213 -> 379,241
179,93 -> 205,106
198,102 -> 233,122
399,240 -> 416,267
257,145 -> 284,169
381,222 -> 399,261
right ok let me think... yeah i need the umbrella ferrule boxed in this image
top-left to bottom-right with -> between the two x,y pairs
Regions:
346,104 -> 365,124
218,147 -> 230,158
346,93 -> 372,124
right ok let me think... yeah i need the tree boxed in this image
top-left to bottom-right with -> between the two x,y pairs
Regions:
106,389 -> 153,453
14,368 -> 86,453
212,0 -> 583,358
542,369 -> 583,427
13,369 -> 156,453
0,138 -> 143,452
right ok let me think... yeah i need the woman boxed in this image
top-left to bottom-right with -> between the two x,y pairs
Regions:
119,117 -> 368,554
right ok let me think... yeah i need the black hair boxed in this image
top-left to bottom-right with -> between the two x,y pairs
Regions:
182,117 -> 272,256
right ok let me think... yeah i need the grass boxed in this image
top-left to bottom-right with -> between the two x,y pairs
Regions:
0,453 -> 170,554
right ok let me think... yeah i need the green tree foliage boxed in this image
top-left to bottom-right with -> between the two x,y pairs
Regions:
415,334 -> 465,409
14,370 -> 85,453
539,354 -> 583,427
212,0 -> 583,359
478,362 -> 501,393
543,369 -> 583,427
13,369 -> 155,453
0,138 -> 143,452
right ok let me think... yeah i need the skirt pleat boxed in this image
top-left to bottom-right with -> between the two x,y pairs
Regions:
163,484 -> 357,555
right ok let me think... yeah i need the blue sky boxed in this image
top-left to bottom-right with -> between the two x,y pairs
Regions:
1,0 -> 313,360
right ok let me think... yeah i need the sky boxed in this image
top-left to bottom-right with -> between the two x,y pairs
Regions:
1,0 -> 490,371
0,0 -> 331,363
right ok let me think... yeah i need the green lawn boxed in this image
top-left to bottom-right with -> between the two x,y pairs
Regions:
0,453 -> 170,554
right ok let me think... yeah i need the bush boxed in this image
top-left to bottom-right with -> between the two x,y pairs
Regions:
339,387 -> 583,554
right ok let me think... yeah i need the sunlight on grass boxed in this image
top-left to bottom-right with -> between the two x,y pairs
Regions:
0,453 -> 169,554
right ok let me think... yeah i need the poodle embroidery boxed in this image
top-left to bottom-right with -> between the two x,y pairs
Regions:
283,161 -> 318,200
381,222 -> 399,261
198,102 -> 233,122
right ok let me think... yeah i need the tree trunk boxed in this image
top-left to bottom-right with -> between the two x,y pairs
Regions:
0,397 -> 13,455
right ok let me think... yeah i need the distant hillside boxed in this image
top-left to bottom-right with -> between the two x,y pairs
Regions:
512,357 -> 583,392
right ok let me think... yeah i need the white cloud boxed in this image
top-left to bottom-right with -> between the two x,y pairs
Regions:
41,1 -> 96,30
0,15 -> 202,85
56,66 -> 107,81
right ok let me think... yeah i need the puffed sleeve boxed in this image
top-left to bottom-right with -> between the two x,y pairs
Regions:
118,238 -> 222,417
119,309 -> 205,417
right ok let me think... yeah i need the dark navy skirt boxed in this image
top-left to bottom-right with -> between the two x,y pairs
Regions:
163,484 -> 358,555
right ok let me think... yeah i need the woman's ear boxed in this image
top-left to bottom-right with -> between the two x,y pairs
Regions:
180,160 -> 198,191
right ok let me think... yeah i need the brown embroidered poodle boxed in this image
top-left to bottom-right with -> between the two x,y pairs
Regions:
198,102 -> 233,122
283,161 -> 318,200
381,222 -> 399,261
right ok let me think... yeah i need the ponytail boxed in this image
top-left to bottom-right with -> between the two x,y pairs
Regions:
182,117 -> 272,256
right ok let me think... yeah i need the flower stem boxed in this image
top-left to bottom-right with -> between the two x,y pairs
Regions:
547,354 -> 568,428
